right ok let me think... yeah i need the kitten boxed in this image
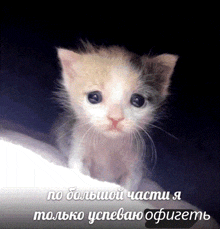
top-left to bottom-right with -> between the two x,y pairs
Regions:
54,43 -> 178,191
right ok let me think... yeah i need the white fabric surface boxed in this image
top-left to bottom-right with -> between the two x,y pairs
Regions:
0,131 -> 219,228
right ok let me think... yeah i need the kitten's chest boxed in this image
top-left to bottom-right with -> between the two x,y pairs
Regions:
83,136 -> 138,183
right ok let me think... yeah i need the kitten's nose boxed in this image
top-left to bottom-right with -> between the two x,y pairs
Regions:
107,105 -> 124,129
108,117 -> 124,129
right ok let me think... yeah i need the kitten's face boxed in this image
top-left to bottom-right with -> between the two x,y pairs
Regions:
57,45 -> 178,138
71,63 -> 155,138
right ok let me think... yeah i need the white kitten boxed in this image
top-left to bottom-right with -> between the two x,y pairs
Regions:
54,43 -> 178,191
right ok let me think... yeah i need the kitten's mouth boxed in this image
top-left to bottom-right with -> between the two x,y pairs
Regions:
107,127 -> 122,132
105,125 -> 124,136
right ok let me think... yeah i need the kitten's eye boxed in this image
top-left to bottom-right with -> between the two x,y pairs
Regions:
88,91 -> 102,104
130,93 -> 145,108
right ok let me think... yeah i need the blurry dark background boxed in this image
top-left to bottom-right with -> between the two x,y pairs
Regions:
1,4 -> 219,222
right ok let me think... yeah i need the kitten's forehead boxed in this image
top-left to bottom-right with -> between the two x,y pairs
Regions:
107,66 -> 137,103
110,65 -> 130,78
77,54 -> 140,91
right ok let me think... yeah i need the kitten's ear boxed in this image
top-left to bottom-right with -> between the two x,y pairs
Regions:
142,54 -> 179,97
57,48 -> 82,91
57,48 -> 81,78
152,54 -> 178,72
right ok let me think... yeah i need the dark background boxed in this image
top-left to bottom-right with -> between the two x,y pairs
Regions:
1,4 -> 219,223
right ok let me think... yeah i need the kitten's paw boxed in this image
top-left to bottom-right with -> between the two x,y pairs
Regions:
69,158 -> 91,177
123,173 -> 142,191
124,181 -> 139,192
81,166 -> 91,176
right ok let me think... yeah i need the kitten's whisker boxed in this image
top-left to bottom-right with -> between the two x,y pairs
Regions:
92,127 -> 99,150
135,124 -> 157,171
74,121 -> 91,129
129,132 -> 135,152
78,125 -> 94,150
132,131 -> 140,156
148,123 -> 179,140
132,127 -> 147,164
75,116 -> 91,122
133,128 -> 145,156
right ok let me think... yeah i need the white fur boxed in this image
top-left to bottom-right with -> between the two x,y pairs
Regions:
109,66 -> 130,103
